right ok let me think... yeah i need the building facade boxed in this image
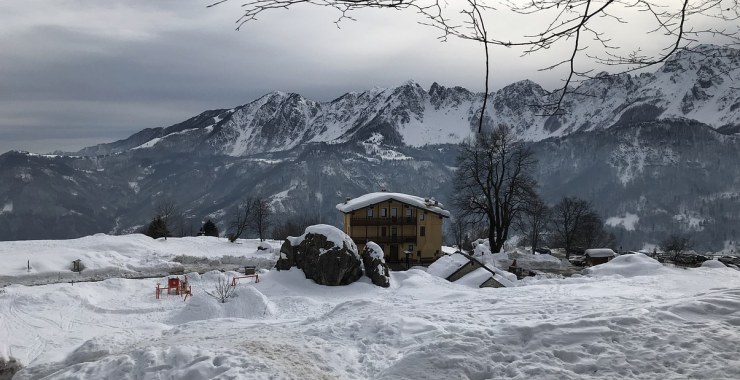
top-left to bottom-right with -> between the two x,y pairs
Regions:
336,192 -> 450,264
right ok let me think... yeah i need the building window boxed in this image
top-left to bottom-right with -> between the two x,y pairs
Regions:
381,208 -> 387,217
405,208 -> 412,217
391,208 -> 398,217
420,226 -> 426,237
367,208 -> 373,218
408,244 -> 414,252
420,213 -> 425,221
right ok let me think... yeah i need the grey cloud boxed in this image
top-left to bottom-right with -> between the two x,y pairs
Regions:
0,0 -> 571,154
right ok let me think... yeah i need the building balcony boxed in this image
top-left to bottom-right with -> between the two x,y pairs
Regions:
350,217 -> 417,226
352,235 -> 417,245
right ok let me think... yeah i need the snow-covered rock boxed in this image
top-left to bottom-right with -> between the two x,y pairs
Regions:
276,225 -> 362,286
361,242 -> 390,288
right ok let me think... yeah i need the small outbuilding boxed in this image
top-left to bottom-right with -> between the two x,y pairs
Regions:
584,248 -> 616,266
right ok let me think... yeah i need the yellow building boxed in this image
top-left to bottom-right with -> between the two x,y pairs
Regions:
336,192 -> 450,264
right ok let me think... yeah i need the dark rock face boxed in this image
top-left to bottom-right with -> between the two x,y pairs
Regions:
0,357 -> 22,380
276,239 -> 299,271
276,227 -> 363,286
361,242 -> 390,288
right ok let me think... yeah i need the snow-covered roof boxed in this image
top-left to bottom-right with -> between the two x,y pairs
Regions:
336,192 -> 451,217
585,248 -> 616,258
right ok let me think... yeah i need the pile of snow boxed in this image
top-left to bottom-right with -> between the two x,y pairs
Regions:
0,234 -> 280,286
171,271 -> 277,324
701,259 -> 727,268
585,253 -> 667,277
256,241 -> 275,253
513,253 -> 563,270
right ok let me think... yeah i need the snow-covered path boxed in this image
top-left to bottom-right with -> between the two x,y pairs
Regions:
3,262 -> 740,379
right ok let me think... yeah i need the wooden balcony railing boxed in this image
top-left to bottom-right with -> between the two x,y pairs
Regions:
352,235 -> 417,245
350,217 -> 417,226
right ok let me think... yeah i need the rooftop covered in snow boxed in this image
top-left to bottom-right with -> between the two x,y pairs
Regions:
336,192 -> 451,217
585,248 -> 617,258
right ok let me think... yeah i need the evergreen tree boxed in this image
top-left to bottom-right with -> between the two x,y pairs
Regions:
146,216 -> 170,239
202,219 -> 219,237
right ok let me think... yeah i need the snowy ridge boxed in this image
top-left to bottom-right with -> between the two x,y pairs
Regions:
81,45 -> 739,158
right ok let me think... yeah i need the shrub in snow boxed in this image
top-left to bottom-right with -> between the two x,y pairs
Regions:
361,242 -> 390,288
205,274 -> 236,303
276,224 -> 362,286
0,357 -> 22,380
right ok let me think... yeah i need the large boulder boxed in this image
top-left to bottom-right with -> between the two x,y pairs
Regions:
362,242 -> 390,288
276,224 -> 363,286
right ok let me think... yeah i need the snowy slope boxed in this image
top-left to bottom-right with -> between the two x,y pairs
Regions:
1,235 -> 739,379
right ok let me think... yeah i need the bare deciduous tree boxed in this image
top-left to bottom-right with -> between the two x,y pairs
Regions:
578,210 -> 616,249
452,125 -> 538,253
517,197 -> 550,254
271,214 -> 319,240
228,197 -> 254,242
447,215 -> 472,251
145,200 -> 180,240
661,233 -> 693,257
550,196 -> 592,258
209,0 -> 740,118
253,198 -> 272,242
205,275 -> 237,303
550,197 -> 615,257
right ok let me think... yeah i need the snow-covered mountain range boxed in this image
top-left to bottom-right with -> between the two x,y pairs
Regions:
1,45 -> 739,249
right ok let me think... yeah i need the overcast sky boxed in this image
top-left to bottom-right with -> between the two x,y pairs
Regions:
0,1 -> 731,154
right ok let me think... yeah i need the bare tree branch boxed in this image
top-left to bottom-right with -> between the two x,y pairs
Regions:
209,0 -> 740,118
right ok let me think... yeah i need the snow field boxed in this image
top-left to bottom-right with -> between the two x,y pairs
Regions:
1,236 -> 740,379
0,234 -> 280,286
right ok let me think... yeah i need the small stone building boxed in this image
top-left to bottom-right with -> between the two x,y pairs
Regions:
585,248 -> 616,266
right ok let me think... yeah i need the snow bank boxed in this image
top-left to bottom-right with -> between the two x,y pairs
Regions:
585,253 -> 667,277
171,271 -> 277,324
5,234 -> 740,380
701,259 -> 727,268
0,234 -> 280,286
